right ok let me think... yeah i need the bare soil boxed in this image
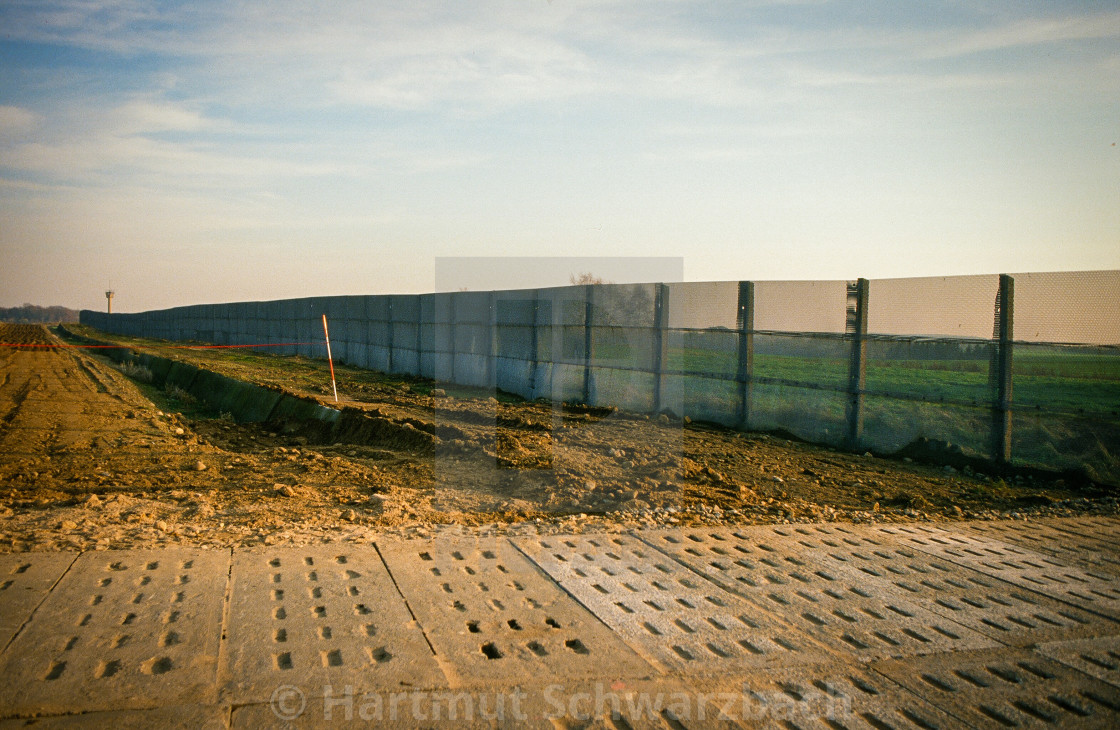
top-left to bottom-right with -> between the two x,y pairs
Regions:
0,323 -> 1114,552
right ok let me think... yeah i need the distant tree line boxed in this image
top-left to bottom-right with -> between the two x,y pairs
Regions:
0,304 -> 80,324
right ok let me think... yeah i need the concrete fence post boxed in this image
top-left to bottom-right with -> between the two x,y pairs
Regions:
487,291 -> 497,390
653,283 -> 670,414
992,274 -> 1014,464
582,285 -> 594,404
845,278 -> 869,450
530,290 -> 540,397
736,281 -> 755,430
386,297 -> 395,374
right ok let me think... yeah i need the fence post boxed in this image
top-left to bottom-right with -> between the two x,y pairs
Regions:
992,274 -> 1014,463
652,284 -> 670,414
582,285 -> 594,404
386,297 -> 395,374
414,297 -> 423,378
736,281 -> 755,429
530,290 -> 540,398
488,291 -> 498,390
845,278 -> 869,450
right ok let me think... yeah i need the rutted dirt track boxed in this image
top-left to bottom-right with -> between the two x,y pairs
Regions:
0,323 -> 1116,552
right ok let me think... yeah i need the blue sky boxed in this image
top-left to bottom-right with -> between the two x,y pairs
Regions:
1,0 -> 1117,312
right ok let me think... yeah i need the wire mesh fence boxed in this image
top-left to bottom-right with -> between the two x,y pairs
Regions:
81,270 -> 1120,484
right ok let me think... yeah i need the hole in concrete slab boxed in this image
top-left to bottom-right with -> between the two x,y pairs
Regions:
306,571 -> 318,582
545,617 -> 561,629
451,601 -> 466,612
275,652 -> 293,670
109,562 -> 126,571
365,624 -> 376,636
160,631 -> 180,647
177,575 -> 191,585
272,590 -> 284,601
451,551 -> 464,560
269,558 -> 280,567
615,602 -> 634,614
165,610 -> 181,623
348,586 -> 359,596
467,621 -> 481,633
507,619 -> 522,631
90,595 -> 102,605
673,619 -> 695,634
14,564 -> 31,574
592,583 -> 608,594
642,622 -> 661,636
121,613 -> 136,625
706,642 -> 730,658
305,557 -> 315,566
738,640 -> 763,655
323,649 -> 343,667
99,578 -> 112,587
310,587 -> 322,599
97,659 -> 122,678
320,627 -> 332,640
138,576 -> 150,587
173,592 -> 186,603
63,636 -> 79,651
271,573 -> 282,584
335,556 -> 348,564
464,566 -> 476,575
132,593 -> 144,605
44,661 -> 67,680
419,552 -> 432,561
142,657 -> 173,675
369,647 -> 392,663
430,568 -> 441,576
671,645 -> 693,661
481,642 -> 503,659
527,641 -> 548,656
274,629 -> 287,643
273,607 -> 286,620
565,639 -> 589,655
482,551 -> 496,559
312,606 -> 326,617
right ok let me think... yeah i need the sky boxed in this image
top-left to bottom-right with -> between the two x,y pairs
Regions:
1,0 -> 1118,313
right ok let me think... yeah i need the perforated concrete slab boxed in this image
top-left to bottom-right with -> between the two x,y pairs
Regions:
873,647 -> 1120,729
377,536 -> 654,686
878,524 -> 1120,620
0,548 -> 229,717
515,533 -> 828,675
962,518 -> 1120,576
231,678 -> 736,729
1036,635 -> 1120,689
637,528 -> 999,661
224,546 -> 445,704
0,552 -> 76,650
730,663 -> 958,730
794,536 -> 1117,646
0,704 -> 229,729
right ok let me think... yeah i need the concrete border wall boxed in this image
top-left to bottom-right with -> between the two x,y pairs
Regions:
79,272 -> 1120,482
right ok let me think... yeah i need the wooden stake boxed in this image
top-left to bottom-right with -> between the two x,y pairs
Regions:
322,314 -> 338,403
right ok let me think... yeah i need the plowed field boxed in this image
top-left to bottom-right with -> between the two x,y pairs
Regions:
0,323 -> 1114,552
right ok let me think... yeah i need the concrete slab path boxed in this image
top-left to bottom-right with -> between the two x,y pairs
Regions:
0,516 -> 1118,729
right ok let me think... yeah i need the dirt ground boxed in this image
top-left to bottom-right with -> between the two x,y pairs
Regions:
0,323 -> 1115,552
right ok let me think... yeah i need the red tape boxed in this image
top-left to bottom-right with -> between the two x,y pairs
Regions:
0,342 -> 318,350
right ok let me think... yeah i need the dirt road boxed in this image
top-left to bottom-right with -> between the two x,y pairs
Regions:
0,323 -> 1115,553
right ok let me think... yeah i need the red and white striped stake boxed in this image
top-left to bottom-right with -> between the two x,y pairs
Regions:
321,314 -> 339,403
